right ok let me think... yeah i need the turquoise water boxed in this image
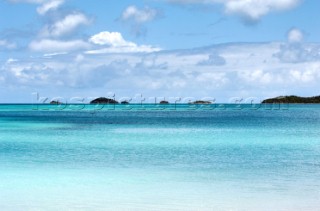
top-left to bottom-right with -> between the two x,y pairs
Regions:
0,104 -> 319,211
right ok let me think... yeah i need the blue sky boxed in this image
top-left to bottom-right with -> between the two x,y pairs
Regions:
0,0 -> 319,103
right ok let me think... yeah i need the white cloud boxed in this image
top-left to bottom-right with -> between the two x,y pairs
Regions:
43,52 -> 68,58
288,28 -> 304,43
40,13 -> 90,38
239,69 -> 274,85
289,69 -> 316,83
89,31 -> 135,47
224,0 -> 300,21
86,45 -> 161,54
74,54 -> 85,63
29,39 -> 90,52
2,42 -> 320,102
88,31 -> 161,53
0,40 -> 16,49
167,0 -> 300,21
119,5 -> 162,37
197,53 -> 226,66
8,0 -> 65,15
196,72 -> 229,87
6,58 -> 19,64
274,38 -> 320,63
120,5 -> 161,23
37,0 -> 64,15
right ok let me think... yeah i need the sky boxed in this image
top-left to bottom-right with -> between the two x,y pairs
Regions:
0,0 -> 320,103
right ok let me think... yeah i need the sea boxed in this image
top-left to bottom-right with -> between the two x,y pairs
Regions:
0,104 -> 319,211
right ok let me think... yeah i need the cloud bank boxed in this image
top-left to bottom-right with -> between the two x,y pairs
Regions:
2,41 -> 320,102
168,0 -> 300,22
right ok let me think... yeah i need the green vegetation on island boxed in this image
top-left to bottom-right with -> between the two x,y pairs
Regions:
121,100 -> 130,104
262,95 -> 320,104
88,96 -> 320,105
159,100 -> 169,104
90,97 -> 119,104
50,100 -> 63,105
190,101 -> 213,104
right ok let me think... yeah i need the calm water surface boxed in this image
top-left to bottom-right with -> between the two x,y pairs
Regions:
0,104 -> 319,211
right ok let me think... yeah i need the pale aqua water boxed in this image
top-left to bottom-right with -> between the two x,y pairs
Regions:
0,104 -> 320,211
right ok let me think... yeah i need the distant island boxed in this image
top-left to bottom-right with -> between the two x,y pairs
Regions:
85,96 -> 320,105
262,95 -> 320,104
89,98 -> 215,105
190,100 -> 213,104
159,100 -> 169,104
121,100 -> 130,104
50,100 -> 63,105
90,97 -> 119,104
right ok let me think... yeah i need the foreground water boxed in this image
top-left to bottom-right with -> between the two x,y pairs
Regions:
0,104 -> 319,211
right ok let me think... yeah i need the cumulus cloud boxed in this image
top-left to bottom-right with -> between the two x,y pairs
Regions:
273,28 -> 319,63
167,0 -> 300,22
89,31 -> 136,47
1,59 -> 54,87
23,3 -> 91,54
120,5 -> 161,23
6,58 -> 19,64
288,28 -> 304,43
119,5 -> 162,37
197,53 -> 226,66
40,13 -> 91,38
37,0 -> 64,15
289,69 -> 316,83
239,69 -> 273,85
274,44 -> 320,63
87,31 -> 161,53
224,0 -> 300,21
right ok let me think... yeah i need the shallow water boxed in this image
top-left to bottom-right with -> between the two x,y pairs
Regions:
0,104 -> 319,211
